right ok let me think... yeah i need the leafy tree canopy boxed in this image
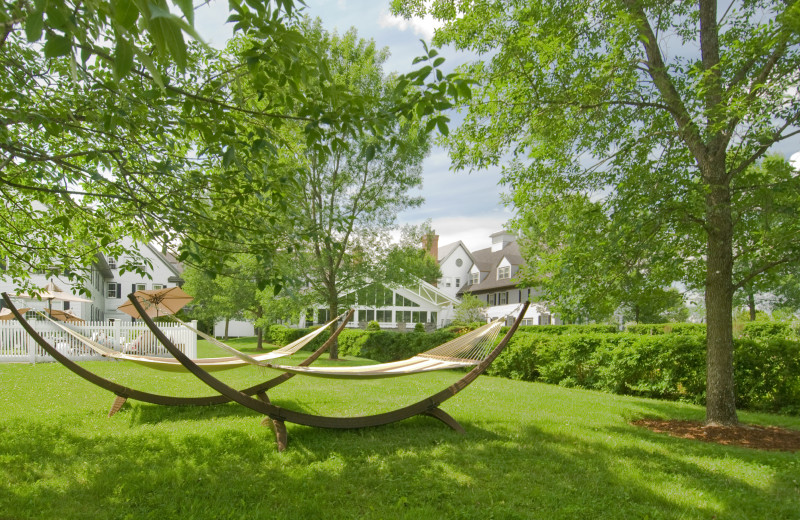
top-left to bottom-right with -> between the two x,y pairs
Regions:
392,0 -> 800,425
1,0 -> 467,295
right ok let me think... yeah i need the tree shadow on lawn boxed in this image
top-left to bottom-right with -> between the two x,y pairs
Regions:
1,411 -> 796,520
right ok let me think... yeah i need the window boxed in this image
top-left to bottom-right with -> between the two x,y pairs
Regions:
132,283 -> 146,293
394,293 -> 419,307
317,309 -> 330,324
107,282 -> 122,299
152,284 -> 166,290
498,266 -> 511,280
358,309 -> 375,323
470,272 -> 479,285
455,278 -> 460,288
430,312 -> 437,324
499,292 -> 508,305
397,311 -> 412,323
108,257 -> 117,269
376,310 -> 392,322
455,258 -> 463,267
538,314 -> 551,325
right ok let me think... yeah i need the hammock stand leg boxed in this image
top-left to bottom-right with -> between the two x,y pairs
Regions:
256,391 -> 270,404
423,407 -> 465,434
108,395 -> 127,417
262,417 -> 288,451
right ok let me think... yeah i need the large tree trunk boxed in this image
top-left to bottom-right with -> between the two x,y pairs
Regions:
224,317 -> 230,341
748,292 -> 757,322
705,177 -> 738,426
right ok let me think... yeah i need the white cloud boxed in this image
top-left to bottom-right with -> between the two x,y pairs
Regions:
378,10 -> 442,40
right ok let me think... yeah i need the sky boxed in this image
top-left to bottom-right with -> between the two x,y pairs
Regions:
194,0 -> 511,252
194,1 -> 800,252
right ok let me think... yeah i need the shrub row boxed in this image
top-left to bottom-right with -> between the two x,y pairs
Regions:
488,331 -> 800,415
265,322 -> 800,414
264,325 -> 330,351
337,328 -> 460,363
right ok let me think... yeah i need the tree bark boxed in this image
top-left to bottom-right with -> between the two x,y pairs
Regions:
704,175 -> 738,426
748,292 -> 756,321
224,318 -> 230,341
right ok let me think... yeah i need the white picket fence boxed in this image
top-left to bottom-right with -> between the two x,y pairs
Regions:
0,319 -> 197,363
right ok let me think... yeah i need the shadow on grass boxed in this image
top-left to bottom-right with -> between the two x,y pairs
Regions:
1,406 -> 798,520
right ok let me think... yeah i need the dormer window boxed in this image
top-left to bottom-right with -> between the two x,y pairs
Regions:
470,272 -> 479,285
498,266 -> 511,280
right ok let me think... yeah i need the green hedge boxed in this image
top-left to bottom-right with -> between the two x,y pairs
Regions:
264,325 -> 331,351
489,330 -> 799,415
739,322 -> 799,340
507,324 -> 620,335
267,322 -> 800,415
625,323 -> 707,335
337,328 -> 460,363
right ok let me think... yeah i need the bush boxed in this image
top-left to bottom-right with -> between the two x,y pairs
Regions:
264,324 -> 330,351
739,322 -> 797,341
509,324 -> 620,335
414,323 -> 425,333
366,321 -> 380,331
625,323 -> 707,336
338,328 -> 460,363
734,337 -> 800,414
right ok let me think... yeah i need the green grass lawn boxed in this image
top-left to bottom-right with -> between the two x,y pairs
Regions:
1,340 -> 798,519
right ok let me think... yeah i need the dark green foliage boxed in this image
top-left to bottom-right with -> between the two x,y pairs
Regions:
414,323 -> 425,333
734,338 -> 800,415
489,327 -> 799,415
337,328 -> 460,362
626,323 -> 708,336
739,322 -> 798,340
366,321 -> 381,331
510,324 -> 620,335
264,325 -> 330,351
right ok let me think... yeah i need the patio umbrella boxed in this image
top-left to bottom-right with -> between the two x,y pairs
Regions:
117,286 -> 193,319
16,280 -> 92,313
46,309 -> 86,323
0,307 -> 30,320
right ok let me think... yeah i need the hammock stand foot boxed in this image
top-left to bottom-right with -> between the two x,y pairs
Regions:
423,407 -> 465,434
262,417 -> 288,451
108,395 -> 127,417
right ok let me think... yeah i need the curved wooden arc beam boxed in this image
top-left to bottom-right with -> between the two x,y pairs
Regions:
1,292 -> 351,411
132,293 -> 529,449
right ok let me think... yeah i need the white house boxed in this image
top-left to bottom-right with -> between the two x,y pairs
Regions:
0,238 -> 184,322
435,230 -> 560,326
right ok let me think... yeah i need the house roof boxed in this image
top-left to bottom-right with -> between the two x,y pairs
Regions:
145,243 -> 183,279
437,240 -> 477,267
457,241 -> 524,295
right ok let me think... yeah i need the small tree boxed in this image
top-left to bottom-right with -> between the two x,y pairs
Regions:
453,294 -> 488,324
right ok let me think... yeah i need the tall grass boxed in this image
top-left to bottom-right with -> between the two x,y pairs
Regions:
1,343 -> 798,519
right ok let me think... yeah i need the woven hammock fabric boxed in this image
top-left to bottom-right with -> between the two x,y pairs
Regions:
38,312 -> 344,373
266,317 -> 507,379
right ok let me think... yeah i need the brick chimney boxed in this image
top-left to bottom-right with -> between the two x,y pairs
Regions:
422,231 -> 439,260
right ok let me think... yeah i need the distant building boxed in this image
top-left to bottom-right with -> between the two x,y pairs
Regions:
1,238 -> 183,322
434,230 -> 560,326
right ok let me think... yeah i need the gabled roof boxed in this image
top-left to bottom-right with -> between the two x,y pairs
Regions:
145,243 -> 183,279
437,240 -> 477,267
457,241 -> 525,294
